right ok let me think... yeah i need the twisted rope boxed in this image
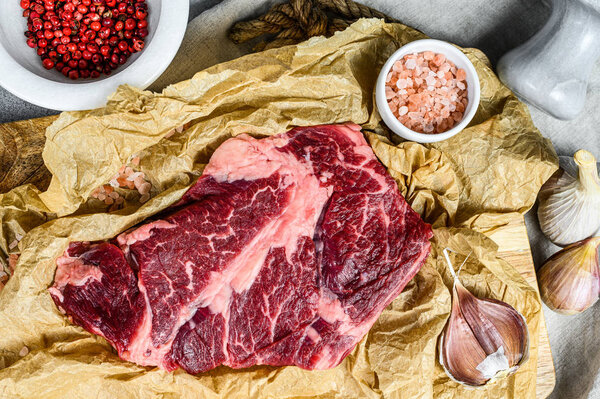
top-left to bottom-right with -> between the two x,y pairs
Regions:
229,0 -> 397,51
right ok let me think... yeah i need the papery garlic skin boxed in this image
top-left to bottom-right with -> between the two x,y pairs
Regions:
539,237 -> 600,315
439,282 -> 529,387
538,150 -> 600,246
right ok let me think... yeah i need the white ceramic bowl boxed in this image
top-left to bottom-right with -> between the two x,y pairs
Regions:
0,0 -> 189,111
375,39 -> 481,143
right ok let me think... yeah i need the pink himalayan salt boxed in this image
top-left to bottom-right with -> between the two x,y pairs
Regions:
8,253 -> 19,274
385,51 -> 468,134
90,159 -> 153,207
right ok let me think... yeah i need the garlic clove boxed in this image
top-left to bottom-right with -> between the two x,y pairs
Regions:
539,237 -> 600,315
538,150 -> 600,246
439,281 -> 530,386
440,287 -> 489,386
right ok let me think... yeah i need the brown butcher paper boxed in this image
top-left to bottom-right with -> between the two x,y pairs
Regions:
0,19 -> 557,399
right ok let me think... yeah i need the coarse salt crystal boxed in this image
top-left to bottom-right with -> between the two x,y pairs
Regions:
385,86 -> 395,100
165,129 -> 176,139
19,346 -> 29,357
405,59 -> 417,69
0,270 -> 8,284
398,106 -> 408,116
127,172 -> 144,182
138,182 -> 152,195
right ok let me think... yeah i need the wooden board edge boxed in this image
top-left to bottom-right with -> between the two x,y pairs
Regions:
487,216 -> 556,398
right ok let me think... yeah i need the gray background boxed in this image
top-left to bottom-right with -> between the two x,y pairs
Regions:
1,0 -> 599,397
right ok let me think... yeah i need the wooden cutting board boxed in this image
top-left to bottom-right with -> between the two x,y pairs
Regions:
487,216 -> 556,398
0,116 -> 555,397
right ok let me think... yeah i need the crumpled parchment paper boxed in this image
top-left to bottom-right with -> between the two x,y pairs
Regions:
0,19 -> 557,399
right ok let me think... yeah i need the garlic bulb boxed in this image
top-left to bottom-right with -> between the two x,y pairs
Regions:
438,250 -> 529,386
538,150 -> 600,246
538,237 -> 600,314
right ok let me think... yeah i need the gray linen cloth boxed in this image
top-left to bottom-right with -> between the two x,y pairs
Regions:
1,0 -> 599,397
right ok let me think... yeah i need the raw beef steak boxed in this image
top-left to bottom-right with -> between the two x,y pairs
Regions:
49,123 -> 433,374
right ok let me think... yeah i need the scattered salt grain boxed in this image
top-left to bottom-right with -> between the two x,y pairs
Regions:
165,129 -> 176,139
138,182 -> 152,196
127,172 -> 144,182
8,254 -> 19,274
91,157 -> 153,208
0,270 -> 8,284
19,346 -> 29,357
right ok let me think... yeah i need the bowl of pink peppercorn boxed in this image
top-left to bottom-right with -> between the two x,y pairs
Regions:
0,0 -> 188,111
375,39 -> 480,143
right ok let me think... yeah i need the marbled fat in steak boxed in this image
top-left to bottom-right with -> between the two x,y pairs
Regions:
49,124 -> 433,373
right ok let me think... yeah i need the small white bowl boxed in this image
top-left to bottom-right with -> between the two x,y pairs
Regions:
375,39 -> 481,143
0,0 -> 189,111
